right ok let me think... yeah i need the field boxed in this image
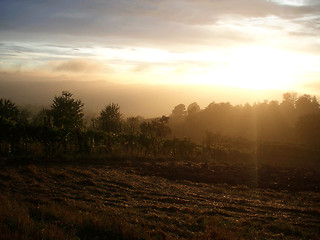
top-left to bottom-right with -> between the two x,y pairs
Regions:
0,157 -> 319,240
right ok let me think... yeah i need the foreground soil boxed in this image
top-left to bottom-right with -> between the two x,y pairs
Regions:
0,157 -> 319,239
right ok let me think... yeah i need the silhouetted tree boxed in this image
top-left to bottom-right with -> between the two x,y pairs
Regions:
171,104 -> 186,121
141,116 -> 171,139
50,91 -> 84,130
123,116 -> 141,135
97,103 -> 122,133
155,116 -> 171,138
187,102 -> 200,116
282,92 -> 298,108
32,108 -> 53,127
0,99 -> 31,154
295,94 -> 319,116
295,113 -> 320,147
0,99 -> 19,121
0,99 -> 20,153
140,116 -> 171,157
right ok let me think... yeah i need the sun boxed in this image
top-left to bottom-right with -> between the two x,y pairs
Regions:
192,46 -> 298,90
228,46 -> 296,89
90,45 -> 309,91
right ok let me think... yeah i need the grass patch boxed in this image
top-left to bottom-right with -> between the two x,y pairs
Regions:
0,160 -> 319,239
0,194 -> 146,240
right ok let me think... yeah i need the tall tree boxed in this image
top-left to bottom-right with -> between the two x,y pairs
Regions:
50,91 -> 84,130
282,92 -> 298,107
0,99 -> 25,154
97,103 -> 123,133
187,102 -> 200,116
295,94 -> 319,116
0,99 -> 20,141
0,99 -> 19,121
171,104 -> 186,117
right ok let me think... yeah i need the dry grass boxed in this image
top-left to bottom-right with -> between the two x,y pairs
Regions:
0,194 -> 147,240
0,158 -> 319,239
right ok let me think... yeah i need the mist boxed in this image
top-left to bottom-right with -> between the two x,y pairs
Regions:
0,73 -> 285,118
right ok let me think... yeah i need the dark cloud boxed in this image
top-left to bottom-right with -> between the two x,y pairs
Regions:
0,0 -> 319,49
0,42 -> 98,64
0,53 -> 17,57
0,44 -> 36,54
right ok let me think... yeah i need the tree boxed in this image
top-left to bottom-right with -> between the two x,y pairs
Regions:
139,116 -> 171,157
123,116 -> 141,135
32,108 -> 53,127
0,99 -> 27,154
295,94 -> 319,116
295,113 -> 320,147
0,99 -> 20,145
187,102 -> 200,116
50,91 -> 84,130
154,116 -> 171,139
282,92 -> 298,107
280,92 -> 298,128
140,116 -> 171,139
0,99 -> 19,121
171,104 -> 186,119
97,103 -> 122,133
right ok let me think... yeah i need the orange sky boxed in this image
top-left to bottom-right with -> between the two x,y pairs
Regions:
0,0 -> 319,116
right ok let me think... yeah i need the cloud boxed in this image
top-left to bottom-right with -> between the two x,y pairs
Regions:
0,0 -> 319,87
51,59 -> 112,74
1,0 -> 319,50
133,63 -> 155,73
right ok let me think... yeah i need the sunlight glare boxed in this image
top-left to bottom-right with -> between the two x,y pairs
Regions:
192,46 -> 298,90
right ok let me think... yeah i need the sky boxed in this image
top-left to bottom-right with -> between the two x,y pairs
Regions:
0,0 -> 320,116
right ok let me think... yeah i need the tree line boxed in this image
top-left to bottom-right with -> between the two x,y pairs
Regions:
0,91 -> 194,158
1,91 -> 320,161
169,92 -> 320,147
